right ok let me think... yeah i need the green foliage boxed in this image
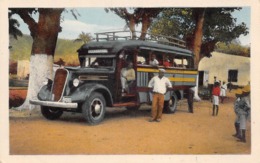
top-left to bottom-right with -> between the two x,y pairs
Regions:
215,42 -> 250,57
9,35 -> 32,61
74,32 -> 92,44
150,8 -> 249,44
9,13 -> 23,39
9,34 -> 81,66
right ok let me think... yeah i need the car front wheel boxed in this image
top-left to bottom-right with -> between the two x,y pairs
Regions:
41,106 -> 63,120
82,92 -> 106,125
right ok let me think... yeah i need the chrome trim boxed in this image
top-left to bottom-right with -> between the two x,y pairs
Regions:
51,68 -> 69,102
29,99 -> 78,109
79,75 -> 108,81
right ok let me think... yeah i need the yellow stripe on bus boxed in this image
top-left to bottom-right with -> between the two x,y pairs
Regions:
137,67 -> 198,75
168,77 -> 196,82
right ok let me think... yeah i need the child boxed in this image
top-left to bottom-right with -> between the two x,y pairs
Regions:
212,81 -> 220,116
220,81 -> 227,103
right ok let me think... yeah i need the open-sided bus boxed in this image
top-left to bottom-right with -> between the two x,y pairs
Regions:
30,31 -> 198,125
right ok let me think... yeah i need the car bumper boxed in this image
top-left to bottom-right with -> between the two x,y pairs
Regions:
29,99 -> 78,109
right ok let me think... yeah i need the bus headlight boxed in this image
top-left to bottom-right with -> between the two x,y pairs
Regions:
73,78 -> 80,87
43,78 -> 52,85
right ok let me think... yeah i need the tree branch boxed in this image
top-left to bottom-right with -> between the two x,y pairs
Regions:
12,9 -> 38,38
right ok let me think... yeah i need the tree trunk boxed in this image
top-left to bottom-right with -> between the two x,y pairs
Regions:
18,55 -> 54,110
193,8 -> 206,69
17,9 -> 63,110
139,15 -> 150,40
192,8 -> 206,101
129,17 -> 137,39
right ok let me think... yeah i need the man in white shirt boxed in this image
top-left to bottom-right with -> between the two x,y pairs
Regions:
148,69 -> 172,122
149,53 -> 159,66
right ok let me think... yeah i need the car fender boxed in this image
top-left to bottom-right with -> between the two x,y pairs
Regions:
37,85 -> 52,101
69,83 -> 113,106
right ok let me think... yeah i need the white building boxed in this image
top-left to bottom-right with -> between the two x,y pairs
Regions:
17,60 -> 30,79
198,51 -> 250,87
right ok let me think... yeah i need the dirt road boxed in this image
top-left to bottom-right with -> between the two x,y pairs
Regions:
9,92 -> 250,155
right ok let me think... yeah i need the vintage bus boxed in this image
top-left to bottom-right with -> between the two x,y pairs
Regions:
30,31 -> 198,125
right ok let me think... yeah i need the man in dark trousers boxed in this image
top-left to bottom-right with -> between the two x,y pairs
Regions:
233,86 -> 250,143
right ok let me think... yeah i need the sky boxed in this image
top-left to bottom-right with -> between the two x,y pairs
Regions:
13,7 -> 251,46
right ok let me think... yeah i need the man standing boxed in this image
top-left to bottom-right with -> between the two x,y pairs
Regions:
121,62 -> 135,94
233,86 -> 250,143
212,80 -> 220,116
148,69 -> 172,122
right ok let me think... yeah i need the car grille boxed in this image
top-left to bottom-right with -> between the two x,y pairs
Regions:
52,69 -> 68,101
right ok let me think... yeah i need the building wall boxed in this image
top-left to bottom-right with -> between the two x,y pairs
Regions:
17,60 -> 30,79
198,52 -> 250,86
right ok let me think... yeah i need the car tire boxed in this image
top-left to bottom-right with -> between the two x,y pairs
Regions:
164,92 -> 178,113
82,92 -> 106,125
41,106 -> 63,120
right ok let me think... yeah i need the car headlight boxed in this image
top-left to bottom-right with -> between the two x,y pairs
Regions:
73,78 -> 80,87
43,78 -> 53,85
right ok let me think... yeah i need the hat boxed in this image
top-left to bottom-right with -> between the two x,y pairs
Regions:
159,68 -> 166,72
242,85 -> 250,93
234,89 -> 243,95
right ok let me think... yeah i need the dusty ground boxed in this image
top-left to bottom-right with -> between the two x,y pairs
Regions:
9,91 -> 250,155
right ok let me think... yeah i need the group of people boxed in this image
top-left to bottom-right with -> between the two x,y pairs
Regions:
122,61 -> 251,144
121,59 -> 172,123
212,76 -> 251,143
146,53 -> 178,68
120,53 -> 171,94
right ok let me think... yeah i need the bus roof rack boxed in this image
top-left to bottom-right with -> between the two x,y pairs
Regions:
94,31 -> 186,48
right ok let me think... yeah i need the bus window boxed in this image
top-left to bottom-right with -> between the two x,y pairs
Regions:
137,49 -> 148,65
174,57 -> 188,68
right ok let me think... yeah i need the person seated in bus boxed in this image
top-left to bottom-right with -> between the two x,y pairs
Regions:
121,62 -> 136,93
173,60 -> 177,67
137,55 -> 146,64
90,58 -> 105,67
149,53 -> 159,66
163,56 -> 171,68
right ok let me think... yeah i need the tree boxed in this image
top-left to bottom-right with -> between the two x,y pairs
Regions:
74,32 -> 92,44
150,8 -> 249,68
215,41 -> 250,57
9,12 -> 23,40
135,8 -> 164,40
105,8 -> 141,39
10,8 -> 64,110
105,8 -> 163,39
192,8 -> 206,69
150,8 -> 249,100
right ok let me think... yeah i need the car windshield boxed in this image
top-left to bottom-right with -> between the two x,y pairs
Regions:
83,56 -> 114,68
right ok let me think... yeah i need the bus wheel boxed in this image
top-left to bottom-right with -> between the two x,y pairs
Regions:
41,106 -> 63,120
82,92 -> 106,125
164,93 -> 178,113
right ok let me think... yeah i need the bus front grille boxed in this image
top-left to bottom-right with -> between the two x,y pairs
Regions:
52,69 -> 68,101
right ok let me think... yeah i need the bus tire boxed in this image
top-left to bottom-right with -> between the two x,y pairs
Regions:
82,92 -> 106,125
164,92 -> 178,113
